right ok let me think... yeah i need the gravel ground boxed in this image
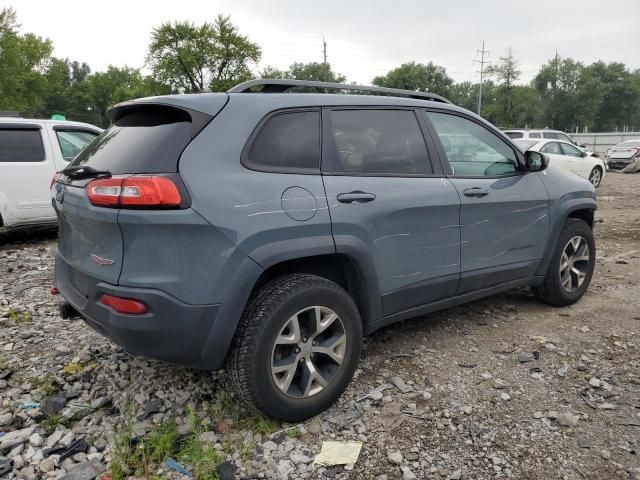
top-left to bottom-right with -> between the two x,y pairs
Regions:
1,173 -> 639,480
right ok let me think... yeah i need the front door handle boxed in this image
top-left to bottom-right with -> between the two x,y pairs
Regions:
463,187 -> 489,197
336,191 -> 376,204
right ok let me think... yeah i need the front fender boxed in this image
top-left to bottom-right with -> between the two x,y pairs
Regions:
535,196 -> 597,276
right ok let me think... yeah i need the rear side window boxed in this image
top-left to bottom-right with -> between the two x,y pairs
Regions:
68,105 -> 194,174
323,109 -> 431,175
56,130 -> 99,161
529,132 -> 541,138
541,142 -> 562,154
246,110 -> 320,172
0,129 -> 45,162
504,131 -> 523,139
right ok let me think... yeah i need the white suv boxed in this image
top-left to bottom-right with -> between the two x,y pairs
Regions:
0,116 -> 101,230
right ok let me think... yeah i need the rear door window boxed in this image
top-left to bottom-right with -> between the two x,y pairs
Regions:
245,110 -> 320,172
323,109 -> 431,175
55,130 -> 99,161
529,132 -> 541,138
0,128 -> 45,162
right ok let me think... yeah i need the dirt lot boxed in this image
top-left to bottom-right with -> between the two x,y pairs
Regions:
1,173 -> 639,480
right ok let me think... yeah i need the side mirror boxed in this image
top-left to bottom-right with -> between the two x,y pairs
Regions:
525,150 -> 549,172
580,150 -> 587,157
579,143 -> 587,148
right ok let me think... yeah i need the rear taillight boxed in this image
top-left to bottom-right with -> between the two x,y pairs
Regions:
100,294 -> 147,314
87,176 -> 182,208
51,172 -> 62,189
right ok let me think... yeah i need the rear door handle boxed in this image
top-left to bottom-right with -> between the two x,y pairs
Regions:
336,191 -> 376,203
463,187 -> 489,197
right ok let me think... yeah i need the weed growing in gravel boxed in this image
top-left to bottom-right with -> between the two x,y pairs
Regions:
7,307 -> 31,325
30,373 -> 60,396
41,415 -> 62,436
179,408 -> 225,480
210,390 -> 280,434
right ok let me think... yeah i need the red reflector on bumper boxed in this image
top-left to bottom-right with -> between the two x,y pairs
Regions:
100,294 -> 147,314
51,287 -> 59,295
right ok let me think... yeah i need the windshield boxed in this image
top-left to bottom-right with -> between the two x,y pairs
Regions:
513,139 -> 539,152
615,140 -> 640,148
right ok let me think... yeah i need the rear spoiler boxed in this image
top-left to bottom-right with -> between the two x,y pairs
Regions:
106,102 -> 213,139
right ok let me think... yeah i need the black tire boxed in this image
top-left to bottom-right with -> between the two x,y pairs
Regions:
228,274 -> 362,421
533,218 -> 595,306
588,166 -> 603,188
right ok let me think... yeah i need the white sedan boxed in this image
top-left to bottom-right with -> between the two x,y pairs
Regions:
514,139 -> 606,188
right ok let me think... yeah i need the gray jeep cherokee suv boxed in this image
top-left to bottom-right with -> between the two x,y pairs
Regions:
52,79 -> 597,421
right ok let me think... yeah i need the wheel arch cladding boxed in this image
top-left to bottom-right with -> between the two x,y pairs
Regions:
250,252 -> 380,330
536,200 -> 596,277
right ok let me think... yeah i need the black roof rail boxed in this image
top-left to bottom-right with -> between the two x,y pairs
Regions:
228,79 -> 452,104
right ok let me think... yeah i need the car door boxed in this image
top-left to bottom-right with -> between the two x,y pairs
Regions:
45,125 -> 100,171
423,110 -> 550,293
0,123 -> 55,225
321,108 -> 461,316
540,141 -> 573,172
559,142 -> 590,178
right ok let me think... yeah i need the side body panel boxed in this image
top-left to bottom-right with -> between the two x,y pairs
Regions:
447,173 -> 550,292
322,176 -> 461,316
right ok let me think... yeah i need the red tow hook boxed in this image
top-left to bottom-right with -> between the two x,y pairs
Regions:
51,287 -> 60,296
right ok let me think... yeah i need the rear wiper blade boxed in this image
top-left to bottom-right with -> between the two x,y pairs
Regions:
62,165 -> 112,180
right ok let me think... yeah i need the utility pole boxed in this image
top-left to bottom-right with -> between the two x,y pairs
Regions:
473,41 -> 489,115
322,37 -> 328,82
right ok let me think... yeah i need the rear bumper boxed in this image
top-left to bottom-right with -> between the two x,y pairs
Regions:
55,253 -> 221,367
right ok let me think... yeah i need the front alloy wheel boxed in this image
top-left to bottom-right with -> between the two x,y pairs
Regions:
589,167 -> 602,187
559,236 -> 590,292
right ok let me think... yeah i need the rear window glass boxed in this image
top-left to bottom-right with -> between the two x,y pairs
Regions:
56,130 -> 99,161
0,129 -> 45,162
246,110 -> 320,171
504,132 -> 523,139
68,106 -> 192,174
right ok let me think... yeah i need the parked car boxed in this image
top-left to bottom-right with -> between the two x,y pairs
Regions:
605,139 -> 640,171
0,116 -> 101,230
503,128 -> 593,155
52,79 -> 597,421
513,139 -> 606,187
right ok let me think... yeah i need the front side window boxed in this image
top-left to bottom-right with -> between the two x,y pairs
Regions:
425,112 -> 518,177
56,130 -> 99,161
560,143 -> 582,157
323,109 -> 431,175
0,128 -> 45,162
541,142 -> 562,154
247,110 -> 320,171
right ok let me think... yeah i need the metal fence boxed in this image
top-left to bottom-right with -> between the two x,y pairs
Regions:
571,132 -> 640,154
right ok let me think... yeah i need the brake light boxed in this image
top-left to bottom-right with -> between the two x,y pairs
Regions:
87,176 -> 182,208
51,172 -> 62,189
100,294 -> 147,314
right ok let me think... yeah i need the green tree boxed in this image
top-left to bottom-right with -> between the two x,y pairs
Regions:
372,61 -> 453,96
534,55 -> 583,130
0,7 -> 53,112
147,15 -> 261,93
288,62 -> 346,82
485,48 -> 524,127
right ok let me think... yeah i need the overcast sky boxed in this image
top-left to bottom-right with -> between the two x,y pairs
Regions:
6,0 -> 640,85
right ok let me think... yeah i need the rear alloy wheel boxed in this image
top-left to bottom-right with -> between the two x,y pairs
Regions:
534,218 -> 595,306
588,167 -> 602,187
229,274 -> 362,421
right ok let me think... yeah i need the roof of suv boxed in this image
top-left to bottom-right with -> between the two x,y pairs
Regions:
0,117 -> 101,129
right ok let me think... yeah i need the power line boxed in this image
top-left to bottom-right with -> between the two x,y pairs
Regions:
473,41 -> 490,115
